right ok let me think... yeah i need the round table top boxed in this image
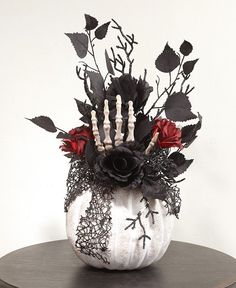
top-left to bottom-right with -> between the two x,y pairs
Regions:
0,240 -> 235,288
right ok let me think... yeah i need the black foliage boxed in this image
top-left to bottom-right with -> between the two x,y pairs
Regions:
134,113 -> 153,144
135,77 -> 153,111
141,178 -> 168,200
165,92 -> 197,121
155,43 -> 180,73
84,14 -> 98,30
56,132 -> 72,139
95,22 -> 110,40
86,71 -> 105,107
27,116 -> 57,133
74,98 -> 92,124
169,152 -> 193,175
181,113 -> 202,145
180,40 -> 193,56
65,33 -> 88,58
107,74 -> 153,117
85,139 -> 97,167
105,49 -> 115,75
183,59 -> 198,75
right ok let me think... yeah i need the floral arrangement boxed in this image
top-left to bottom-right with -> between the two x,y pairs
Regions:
27,15 -> 202,263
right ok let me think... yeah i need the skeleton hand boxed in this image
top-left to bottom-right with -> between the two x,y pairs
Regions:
91,95 -> 136,153
91,95 -> 158,154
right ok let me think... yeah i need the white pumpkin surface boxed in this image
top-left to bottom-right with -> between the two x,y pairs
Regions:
66,187 -> 175,270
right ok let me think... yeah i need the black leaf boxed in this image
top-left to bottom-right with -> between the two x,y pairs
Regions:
155,43 -> 180,73
86,70 -> 105,106
65,33 -> 88,58
165,92 -> 197,121
135,77 -> 153,112
134,113 -> 153,143
169,152 -> 193,175
105,49 -> 115,75
183,135 -> 198,148
141,179 -> 167,200
183,59 -> 198,75
181,113 -> 202,145
74,99 -> 92,124
56,132 -> 72,139
84,14 -> 98,30
85,139 -> 97,167
95,22 -> 110,40
177,159 -> 193,174
26,116 -> 57,133
180,40 -> 193,56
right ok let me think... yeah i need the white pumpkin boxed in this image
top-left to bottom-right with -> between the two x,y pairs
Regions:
66,186 -> 175,270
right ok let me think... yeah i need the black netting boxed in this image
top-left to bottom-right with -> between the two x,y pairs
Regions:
64,158 -> 94,212
65,159 -> 113,264
75,184 -> 113,264
164,186 -> 181,218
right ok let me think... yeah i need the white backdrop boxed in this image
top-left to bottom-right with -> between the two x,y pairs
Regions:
0,0 -> 236,258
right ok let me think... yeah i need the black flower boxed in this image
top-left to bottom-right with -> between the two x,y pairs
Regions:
106,74 -> 153,120
94,144 -> 144,186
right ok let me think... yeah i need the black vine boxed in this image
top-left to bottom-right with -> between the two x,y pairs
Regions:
125,197 -> 159,249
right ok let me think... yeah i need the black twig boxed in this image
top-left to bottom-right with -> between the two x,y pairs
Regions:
55,127 -> 69,134
110,47 -> 126,74
180,73 -> 190,91
86,30 -> 105,91
140,197 -> 159,225
125,211 -> 151,249
78,61 -> 98,72
76,66 -> 85,80
146,55 -> 185,116
111,19 -> 138,74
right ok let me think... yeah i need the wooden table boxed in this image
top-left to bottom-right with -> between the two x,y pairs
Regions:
0,240 -> 235,288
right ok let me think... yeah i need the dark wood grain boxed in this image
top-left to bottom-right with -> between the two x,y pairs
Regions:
0,240 -> 235,288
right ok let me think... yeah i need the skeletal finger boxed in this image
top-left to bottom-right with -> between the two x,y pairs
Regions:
91,110 -> 105,152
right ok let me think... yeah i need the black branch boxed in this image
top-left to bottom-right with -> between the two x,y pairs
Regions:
111,19 -> 138,74
110,47 -> 126,74
140,197 -> 159,225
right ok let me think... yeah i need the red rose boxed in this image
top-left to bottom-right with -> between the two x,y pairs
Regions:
60,126 -> 93,156
152,118 -> 182,149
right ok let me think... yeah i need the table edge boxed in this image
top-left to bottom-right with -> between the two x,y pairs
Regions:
0,239 -> 235,263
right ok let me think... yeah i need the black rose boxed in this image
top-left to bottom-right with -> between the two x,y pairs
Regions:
94,145 -> 143,186
106,74 -> 153,120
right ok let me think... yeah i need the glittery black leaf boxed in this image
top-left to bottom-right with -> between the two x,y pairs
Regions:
169,152 -> 193,175
141,178 -> 168,200
65,33 -> 88,59
183,59 -> 199,75
86,71 -> 105,107
85,139 -> 97,167
155,43 -> 180,73
74,98 -> 92,124
181,115 -> 202,144
84,14 -> 98,30
56,132 -> 72,139
180,40 -> 193,56
134,113 -> 153,143
105,49 -> 115,75
27,116 -> 57,133
165,92 -> 197,121
95,22 -> 110,40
